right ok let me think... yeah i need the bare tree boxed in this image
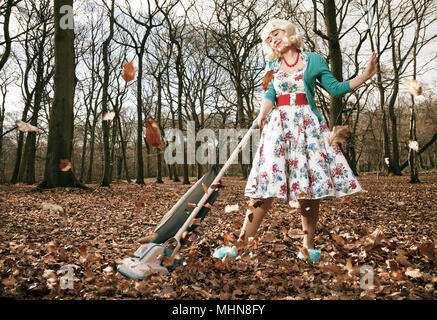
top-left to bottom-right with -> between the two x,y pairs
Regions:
38,0 -> 86,189
198,0 -> 274,178
0,0 -> 22,72
111,0 -> 163,185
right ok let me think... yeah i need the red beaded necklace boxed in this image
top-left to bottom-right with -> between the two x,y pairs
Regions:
283,50 -> 300,68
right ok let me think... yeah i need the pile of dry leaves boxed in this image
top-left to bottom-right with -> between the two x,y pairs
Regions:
0,173 -> 435,300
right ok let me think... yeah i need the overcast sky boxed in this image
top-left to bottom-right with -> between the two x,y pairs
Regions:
1,0 -> 436,121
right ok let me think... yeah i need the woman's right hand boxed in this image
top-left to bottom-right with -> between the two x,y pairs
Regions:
256,115 -> 266,130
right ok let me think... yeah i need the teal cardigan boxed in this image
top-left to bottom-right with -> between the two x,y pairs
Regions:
264,51 -> 352,123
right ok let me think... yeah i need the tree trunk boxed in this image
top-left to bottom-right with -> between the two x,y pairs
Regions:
80,106 -> 90,182
100,0 -> 115,187
156,78 -> 163,183
135,49 -> 145,184
38,0 -> 84,189
400,131 -> 437,170
0,0 -> 16,72
23,29 -> 49,184
11,101 -> 31,184
324,0 -> 344,128
0,86 -> 6,183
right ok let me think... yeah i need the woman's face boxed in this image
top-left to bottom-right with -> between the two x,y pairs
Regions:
267,29 -> 286,52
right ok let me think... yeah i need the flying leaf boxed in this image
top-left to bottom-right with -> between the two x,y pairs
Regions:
204,203 -> 212,208
262,70 -> 275,90
122,61 -> 135,82
60,159 -> 72,172
202,183 -> 209,195
102,111 -> 115,121
328,126 -> 350,146
408,140 -> 419,152
192,218 -> 201,226
145,120 -> 163,149
210,183 -> 223,190
296,191 -> 306,198
187,203 -> 197,209
401,78 -> 422,96
16,120 -> 39,132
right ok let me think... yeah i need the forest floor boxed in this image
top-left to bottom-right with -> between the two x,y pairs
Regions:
0,172 -> 436,300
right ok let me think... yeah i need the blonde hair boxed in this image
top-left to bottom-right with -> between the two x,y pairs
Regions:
261,19 -> 303,61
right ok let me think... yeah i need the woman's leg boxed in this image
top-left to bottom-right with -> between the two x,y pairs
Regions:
299,199 -> 321,249
239,197 -> 274,241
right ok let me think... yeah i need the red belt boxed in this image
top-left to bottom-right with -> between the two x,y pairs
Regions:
277,93 -> 308,106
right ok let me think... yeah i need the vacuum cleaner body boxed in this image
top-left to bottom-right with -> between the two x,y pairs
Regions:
117,121 -> 259,280
117,243 -> 183,279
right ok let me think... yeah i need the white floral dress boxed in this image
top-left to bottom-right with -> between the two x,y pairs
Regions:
245,52 -> 363,201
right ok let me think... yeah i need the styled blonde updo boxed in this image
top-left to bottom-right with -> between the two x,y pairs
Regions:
261,19 -> 303,61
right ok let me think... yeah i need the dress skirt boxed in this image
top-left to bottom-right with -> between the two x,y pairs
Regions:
244,102 -> 363,202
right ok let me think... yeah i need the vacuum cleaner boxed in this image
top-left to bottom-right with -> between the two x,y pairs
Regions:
117,120 -> 259,279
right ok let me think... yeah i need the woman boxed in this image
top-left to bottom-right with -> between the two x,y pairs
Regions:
240,19 -> 378,261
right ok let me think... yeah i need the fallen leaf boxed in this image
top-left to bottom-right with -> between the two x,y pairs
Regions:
418,242 -> 435,261
405,268 -> 423,279
300,247 -> 309,259
322,264 -> 344,275
225,204 -> 239,213
273,243 -> 287,251
331,233 -> 345,247
223,233 -> 234,242
287,228 -> 305,239
163,256 -> 175,267
340,196 -> 350,204
387,259 -> 403,280
222,252 -> 231,264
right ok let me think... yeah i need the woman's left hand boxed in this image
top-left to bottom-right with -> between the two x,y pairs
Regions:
364,52 -> 378,80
